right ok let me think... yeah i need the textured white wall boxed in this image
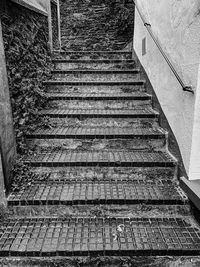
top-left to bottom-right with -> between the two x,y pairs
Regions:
134,0 -> 200,179
11,0 -> 48,15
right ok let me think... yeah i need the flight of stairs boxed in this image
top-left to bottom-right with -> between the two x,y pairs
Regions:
3,49 -> 200,260
1,0 -> 200,265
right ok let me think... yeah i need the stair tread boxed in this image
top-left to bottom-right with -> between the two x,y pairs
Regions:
39,108 -> 158,116
51,69 -> 140,73
27,126 -> 164,138
0,216 -> 199,256
45,92 -> 151,99
54,50 -> 132,54
8,180 -> 186,205
52,59 -> 135,63
38,109 -> 158,118
23,151 -> 176,167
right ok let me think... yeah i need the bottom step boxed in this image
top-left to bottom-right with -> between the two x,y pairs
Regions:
0,217 -> 200,256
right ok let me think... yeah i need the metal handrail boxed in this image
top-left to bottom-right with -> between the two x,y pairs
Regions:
134,1 -> 194,93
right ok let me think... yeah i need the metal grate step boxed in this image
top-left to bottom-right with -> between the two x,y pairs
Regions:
23,151 -> 176,167
45,92 -> 151,101
26,127 -> 164,139
39,108 -> 159,118
8,180 -> 187,206
0,217 -> 200,256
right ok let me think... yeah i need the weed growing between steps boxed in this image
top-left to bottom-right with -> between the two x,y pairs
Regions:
1,3 -> 52,154
11,159 -> 50,192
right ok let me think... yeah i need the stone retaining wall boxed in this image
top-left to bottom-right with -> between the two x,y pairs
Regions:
0,1 -> 51,189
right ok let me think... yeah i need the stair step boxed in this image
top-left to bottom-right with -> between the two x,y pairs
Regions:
23,151 -> 176,167
0,216 -> 199,256
26,127 -> 164,139
46,84 -> 145,95
53,59 -> 136,70
52,59 -> 135,63
43,80 -> 145,86
51,69 -> 140,74
45,92 -> 151,101
51,72 -> 139,82
53,50 -> 132,55
24,167 -> 176,182
39,108 -> 158,118
53,50 -> 133,60
8,180 -> 187,206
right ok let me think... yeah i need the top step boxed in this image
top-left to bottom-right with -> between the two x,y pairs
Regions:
53,50 -> 133,60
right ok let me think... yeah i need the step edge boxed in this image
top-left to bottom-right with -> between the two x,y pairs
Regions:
51,69 -> 140,73
180,177 -> 200,211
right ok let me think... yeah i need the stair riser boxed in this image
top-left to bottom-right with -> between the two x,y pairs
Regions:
45,85 -> 145,94
26,138 -> 166,152
27,134 -> 164,140
8,199 -> 185,206
46,100 -> 152,109
1,247 -> 199,257
28,166 -> 176,182
43,81 -> 145,86
53,59 -> 135,63
8,204 -> 190,218
61,43 -> 128,52
54,62 -> 137,70
24,162 -> 175,168
51,73 -> 140,81
47,96 -> 151,101
39,114 -> 158,119
53,52 -> 133,60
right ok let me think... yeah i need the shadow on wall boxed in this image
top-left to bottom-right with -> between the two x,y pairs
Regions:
131,51 -> 187,178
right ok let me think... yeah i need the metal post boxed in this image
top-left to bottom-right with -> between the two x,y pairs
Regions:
57,0 -> 61,50
47,0 -> 53,53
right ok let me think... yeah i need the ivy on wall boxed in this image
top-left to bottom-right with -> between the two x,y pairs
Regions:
1,2 -> 52,153
104,0 -> 135,38
60,0 -> 135,50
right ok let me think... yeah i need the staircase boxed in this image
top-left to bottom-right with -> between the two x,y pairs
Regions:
4,49 -> 200,259
1,0 -> 200,265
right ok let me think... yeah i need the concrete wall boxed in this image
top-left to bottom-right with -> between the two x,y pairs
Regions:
11,0 -> 48,15
0,19 -> 15,191
134,0 -> 200,180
